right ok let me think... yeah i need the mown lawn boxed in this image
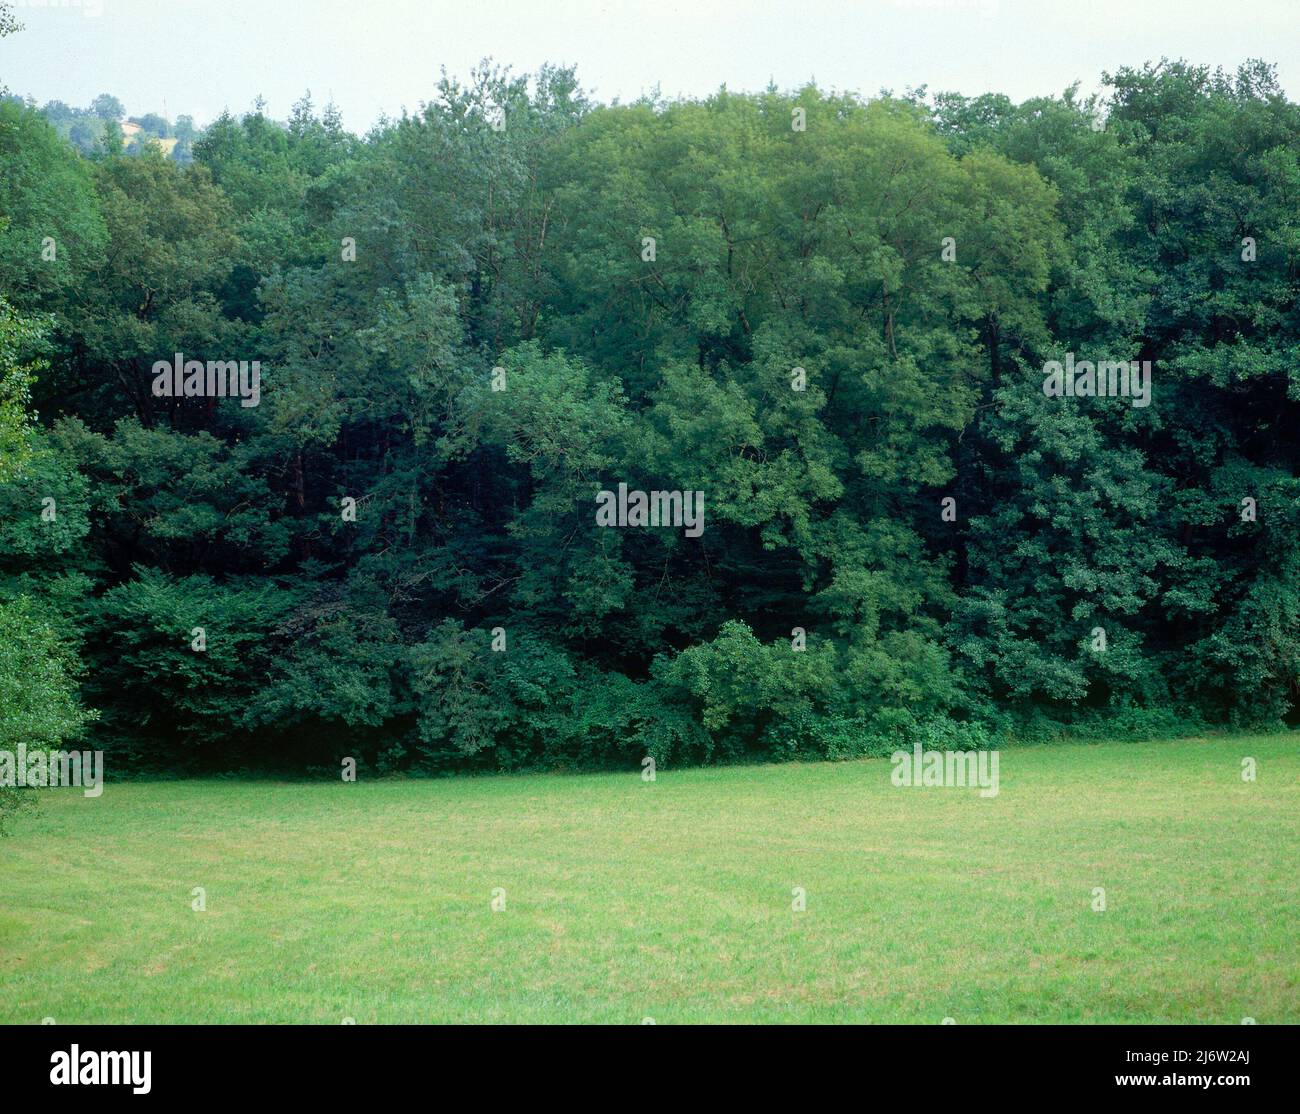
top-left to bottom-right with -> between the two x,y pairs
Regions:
1,735 -> 1296,1023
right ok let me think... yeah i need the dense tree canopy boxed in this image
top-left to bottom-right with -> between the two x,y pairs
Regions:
2,47 -> 1298,774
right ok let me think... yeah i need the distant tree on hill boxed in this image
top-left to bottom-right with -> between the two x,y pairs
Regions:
90,93 -> 124,121
131,112 -> 172,138
41,99 -> 77,125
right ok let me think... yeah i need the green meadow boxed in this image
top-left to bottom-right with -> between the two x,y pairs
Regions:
1,735 -> 1296,1024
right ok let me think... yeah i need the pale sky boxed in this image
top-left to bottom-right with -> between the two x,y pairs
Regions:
1,0 -> 1296,129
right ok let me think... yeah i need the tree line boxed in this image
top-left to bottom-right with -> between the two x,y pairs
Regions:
2,36 -> 1298,774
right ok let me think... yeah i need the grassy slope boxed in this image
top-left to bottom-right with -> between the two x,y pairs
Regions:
0,735 -> 1296,1023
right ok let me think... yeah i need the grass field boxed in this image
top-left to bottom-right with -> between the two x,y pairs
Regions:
1,735 -> 1296,1024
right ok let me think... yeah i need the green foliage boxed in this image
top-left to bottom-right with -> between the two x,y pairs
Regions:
0,596 -> 95,832
0,596 -> 93,749
88,569 -> 302,765
0,104 -> 107,304
1,61 -> 1299,774
0,297 -> 46,481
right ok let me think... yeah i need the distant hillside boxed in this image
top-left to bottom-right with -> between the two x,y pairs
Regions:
9,93 -> 197,160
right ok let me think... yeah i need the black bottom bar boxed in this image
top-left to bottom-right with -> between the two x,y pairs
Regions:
4,1023 -> 1292,1100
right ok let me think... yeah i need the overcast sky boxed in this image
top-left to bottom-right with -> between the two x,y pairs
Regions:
1,0 -> 1296,129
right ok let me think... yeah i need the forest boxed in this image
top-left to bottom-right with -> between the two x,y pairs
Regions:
2,27 -> 1299,775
